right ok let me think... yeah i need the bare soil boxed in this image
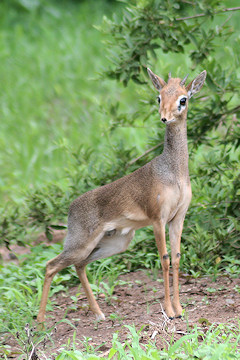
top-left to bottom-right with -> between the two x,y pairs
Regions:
5,270 -> 240,358
2,240 -> 240,358
46,272 -> 240,351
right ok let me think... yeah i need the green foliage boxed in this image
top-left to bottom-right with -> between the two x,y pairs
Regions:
100,0 -> 240,142
3,0 -> 45,12
101,1 -> 234,79
25,184 -> 69,240
0,0 -> 122,202
52,323 -> 240,359
0,244 -> 62,332
0,204 -> 26,248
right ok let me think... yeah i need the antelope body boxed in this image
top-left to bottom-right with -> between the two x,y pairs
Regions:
37,68 -> 206,322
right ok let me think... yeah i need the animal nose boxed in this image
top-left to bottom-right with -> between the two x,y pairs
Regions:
161,118 -> 167,123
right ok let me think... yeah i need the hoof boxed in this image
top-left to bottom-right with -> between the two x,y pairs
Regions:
37,315 -> 45,323
175,315 -> 182,319
95,312 -> 105,321
36,321 -> 45,330
169,316 -> 174,320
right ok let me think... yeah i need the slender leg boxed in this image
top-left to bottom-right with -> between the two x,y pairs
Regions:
75,265 -> 105,321
153,221 -> 175,319
37,253 -> 72,323
169,218 -> 184,317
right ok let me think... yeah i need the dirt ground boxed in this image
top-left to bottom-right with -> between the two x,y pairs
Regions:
1,238 -> 240,358
5,269 -> 240,359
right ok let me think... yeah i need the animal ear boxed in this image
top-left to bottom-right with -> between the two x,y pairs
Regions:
147,68 -> 166,91
186,70 -> 207,98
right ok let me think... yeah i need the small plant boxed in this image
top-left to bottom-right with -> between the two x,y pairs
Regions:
68,294 -> 81,313
108,323 -> 240,360
100,281 -> 118,305
9,323 -> 57,360
109,312 -> 124,326
221,256 -> 240,278
235,285 -> 240,294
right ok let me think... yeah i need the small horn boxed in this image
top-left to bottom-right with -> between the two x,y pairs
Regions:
168,72 -> 171,82
180,74 -> 189,87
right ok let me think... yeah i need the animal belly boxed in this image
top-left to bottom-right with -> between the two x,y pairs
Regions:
84,228 -> 135,265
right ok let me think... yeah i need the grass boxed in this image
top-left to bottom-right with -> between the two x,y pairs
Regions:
50,324 -> 240,359
2,314 -> 240,359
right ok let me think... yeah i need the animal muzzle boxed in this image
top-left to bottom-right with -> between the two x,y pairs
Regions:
161,117 -> 176,124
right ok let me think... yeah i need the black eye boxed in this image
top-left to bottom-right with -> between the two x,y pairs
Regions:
180,97 -> 187,106
157,95 -> 161,104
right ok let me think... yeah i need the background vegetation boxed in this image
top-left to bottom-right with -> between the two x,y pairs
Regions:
0,0 -> 239,358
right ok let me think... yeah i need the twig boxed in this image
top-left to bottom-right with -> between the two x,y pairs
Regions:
28,344 -> 37,360
160,303 -> 176,333
159,303 -> 169,325
151,330 -> 158,340
218,14 -> 232,29
149,303 -> 176,336
176,7 -> 240,21
176,330 -> 189,335
126,143 -> 163,168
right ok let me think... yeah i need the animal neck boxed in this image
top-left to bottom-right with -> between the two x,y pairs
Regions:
162,119 -> 189,176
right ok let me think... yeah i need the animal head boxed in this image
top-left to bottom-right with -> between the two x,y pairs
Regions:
147,68 -> 207,125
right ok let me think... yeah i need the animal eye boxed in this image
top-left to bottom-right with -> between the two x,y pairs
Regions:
180,97 -> 187,106
157,95 -> 161,104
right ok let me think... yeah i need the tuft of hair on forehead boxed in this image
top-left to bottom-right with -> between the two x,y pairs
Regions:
165,77 -> 184,88
160,78 -> 188,97
166,74 -> 189,89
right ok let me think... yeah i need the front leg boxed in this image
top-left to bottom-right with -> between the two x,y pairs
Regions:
153,221 -> 175,319
169,217 -> 184,317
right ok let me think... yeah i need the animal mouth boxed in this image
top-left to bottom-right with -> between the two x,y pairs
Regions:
161,118 -> 176,124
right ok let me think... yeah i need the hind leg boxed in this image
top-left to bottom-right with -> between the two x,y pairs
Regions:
74,230 -> 135,321
37,218 -> 108,323
37,252 -> 73,323
75,265 -> 105,321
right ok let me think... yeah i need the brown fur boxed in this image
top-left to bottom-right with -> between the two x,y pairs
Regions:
37,68 -> 206,322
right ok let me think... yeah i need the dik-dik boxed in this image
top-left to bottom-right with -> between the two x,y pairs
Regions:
37,68 -> 206,322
